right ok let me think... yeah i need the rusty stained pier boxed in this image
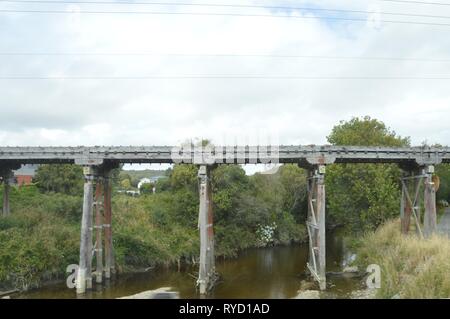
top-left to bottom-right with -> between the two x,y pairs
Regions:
76,164 -> 118,294
0,145 -> 449,293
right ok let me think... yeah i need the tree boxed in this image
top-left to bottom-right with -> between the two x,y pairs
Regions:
170,164 -> 198,191
139,183 -> 154,195
436,164 -> 450,202
327,116 -> 410,147
34,164 -> 84,195
278,165 -> 308,222
212,165 -> 249,223
120,179 -> 131,190
326,117 -> 410,232
118,171 -> 136,188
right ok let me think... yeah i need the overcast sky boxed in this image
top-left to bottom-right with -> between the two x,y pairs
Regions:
0,0 -> 449,152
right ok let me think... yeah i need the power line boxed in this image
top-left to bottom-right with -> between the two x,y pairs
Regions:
1,0 -> 450,21
381,0 -> 450,6
1,75 -> 449,80
0,52 -> 449,62
1,9 -> 450,27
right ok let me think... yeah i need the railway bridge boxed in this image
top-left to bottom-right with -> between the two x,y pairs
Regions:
1,145 -> 449,293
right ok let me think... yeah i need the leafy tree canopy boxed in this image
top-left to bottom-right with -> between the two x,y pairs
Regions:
326,116 -> 410,232
34,164 -> 84,196
327,116 -> 410,147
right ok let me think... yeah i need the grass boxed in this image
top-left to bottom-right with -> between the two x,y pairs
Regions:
0,190 -> 200,290
112,195 -> 199,272
355,219 -> 450,298
0,209 -> 80,290
0,185 -> 306,291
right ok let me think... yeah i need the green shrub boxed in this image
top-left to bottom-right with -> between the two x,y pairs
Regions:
0,211 -> 78,290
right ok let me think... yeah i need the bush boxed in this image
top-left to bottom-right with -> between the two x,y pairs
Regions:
139,183 -> 154,195
355,219 -> 450,298
214,224 -> 257,257
112,195 -> 199,270
0,211 -> 79,290
438,199 -> 449,208
34,164 -> 84,195
275,211 -> 307,245
40,194 -> 82,222
326,117 -> 409,233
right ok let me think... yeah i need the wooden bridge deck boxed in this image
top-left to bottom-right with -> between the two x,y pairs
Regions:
0,145 -> 449,166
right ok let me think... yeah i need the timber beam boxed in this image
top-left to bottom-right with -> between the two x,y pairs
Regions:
94,177 -> 104,284
103,167 -> 116,280
197,165 -> 217,295
400,165 -> 437,238
1,169 -> 12,217
0,164 -> 20,217
305,164 -> 327,290
76,165 -> 95,294
76,163 -> 118,294
423,165 -> 437,238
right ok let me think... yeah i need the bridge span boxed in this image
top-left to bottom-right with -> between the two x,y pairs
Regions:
1,145 -> 448,294
0,145 -> 449,166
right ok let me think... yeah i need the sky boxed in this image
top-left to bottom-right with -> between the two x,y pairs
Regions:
0,0 -> 449,157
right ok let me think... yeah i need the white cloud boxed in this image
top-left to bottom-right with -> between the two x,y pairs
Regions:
0,0 -> 449,148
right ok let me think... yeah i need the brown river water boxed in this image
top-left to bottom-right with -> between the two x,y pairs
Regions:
15,230 -> 364,299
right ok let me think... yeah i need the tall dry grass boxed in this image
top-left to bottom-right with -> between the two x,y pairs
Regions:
356,219 -> 450,298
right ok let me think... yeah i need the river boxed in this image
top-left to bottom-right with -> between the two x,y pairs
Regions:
16,229 -> 363,299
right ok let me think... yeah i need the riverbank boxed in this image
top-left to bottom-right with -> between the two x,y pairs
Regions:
16,236 -> 355,299
0,181 -> 307,292
354,219 -> 450,298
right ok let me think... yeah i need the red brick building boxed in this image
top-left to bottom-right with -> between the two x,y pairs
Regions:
13,164 -> 38,186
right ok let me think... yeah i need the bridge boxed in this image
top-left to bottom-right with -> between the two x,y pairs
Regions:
1,145 -> 449,293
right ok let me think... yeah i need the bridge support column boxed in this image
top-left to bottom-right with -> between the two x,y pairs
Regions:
103,172 -> 115,279
306,165 -> 326,290
197,165 -> 216,295
2,171 -> 11,217
423,165 -> 437,238
94,178 -> 104,284
400,170 -> 423,236
400,166 -> 437,238
76,166 -> 95,294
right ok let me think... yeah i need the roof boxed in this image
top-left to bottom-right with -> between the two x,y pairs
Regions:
13,164 -> 38,177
